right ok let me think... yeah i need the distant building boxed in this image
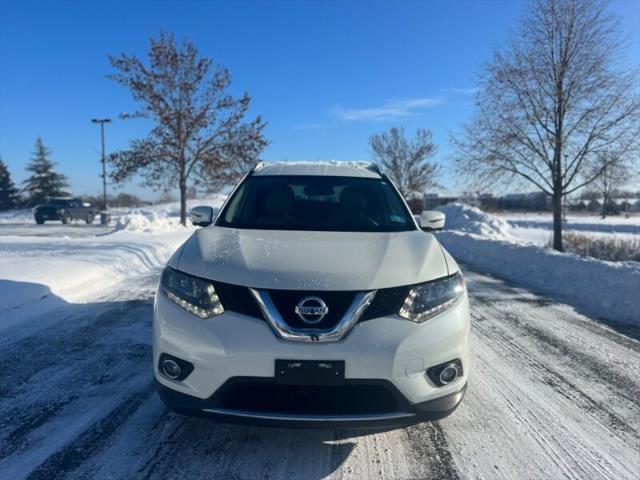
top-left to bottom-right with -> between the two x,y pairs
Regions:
423,191 -> 461,209
423,188 -> 639,214
496,192 -> 550,211
423,191 -> 496,210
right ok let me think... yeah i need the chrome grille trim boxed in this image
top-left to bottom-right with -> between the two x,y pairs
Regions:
249,289 -> 376,343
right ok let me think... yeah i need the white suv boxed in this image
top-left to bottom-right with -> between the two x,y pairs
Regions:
153,161 -> 469,429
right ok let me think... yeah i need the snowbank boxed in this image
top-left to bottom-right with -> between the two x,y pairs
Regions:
438,203 -> 513,239
0,195 -> 229,331
0,208 -> 32,224
115,209 -> 182,233
0,229 -> 193,331
437,204 -> 640,325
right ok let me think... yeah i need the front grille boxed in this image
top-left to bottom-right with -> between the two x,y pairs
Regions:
214,281 -> 263,319
267,289 -> 356,329
361,285 -> 410,321
216,283 -> 410,324
211,378 -> 406,415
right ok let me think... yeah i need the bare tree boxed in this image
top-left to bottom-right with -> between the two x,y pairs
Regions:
108,33 -> 268,225
589,150 -> 630,218
369,127 -> 439,200
452,0 -> 640,251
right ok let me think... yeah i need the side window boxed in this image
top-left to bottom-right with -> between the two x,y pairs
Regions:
381,182 -> 410,224
223,183 -> 246,223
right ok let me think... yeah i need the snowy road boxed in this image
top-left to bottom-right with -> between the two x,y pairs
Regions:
0,223 -> 114,238
1,266 -> 639,480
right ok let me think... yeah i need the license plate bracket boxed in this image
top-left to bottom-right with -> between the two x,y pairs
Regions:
275,359 -> 345,385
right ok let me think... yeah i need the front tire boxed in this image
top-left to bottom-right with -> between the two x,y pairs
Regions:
85,213 -> 95,224
35,216 -> 44,225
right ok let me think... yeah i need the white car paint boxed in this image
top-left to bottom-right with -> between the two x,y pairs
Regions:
153,161 -> 470,427
154,291 -> 470,404
175,228 -> 449,290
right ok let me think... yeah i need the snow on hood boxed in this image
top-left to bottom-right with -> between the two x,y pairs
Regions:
438,203 -> 513,240
176,227 -> 449,290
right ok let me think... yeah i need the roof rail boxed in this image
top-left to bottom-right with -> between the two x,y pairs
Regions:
366,163 -> 383,175
249,161 -> 267,174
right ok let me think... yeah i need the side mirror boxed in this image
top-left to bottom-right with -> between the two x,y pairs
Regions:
419,210 -> 446,231
190,206 -> 214,227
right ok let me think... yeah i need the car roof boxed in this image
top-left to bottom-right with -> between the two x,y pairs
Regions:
251,161 -> 382,179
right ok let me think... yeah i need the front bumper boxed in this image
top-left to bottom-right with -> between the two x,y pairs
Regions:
153,289 -> 470,426
155,378 -> 467,429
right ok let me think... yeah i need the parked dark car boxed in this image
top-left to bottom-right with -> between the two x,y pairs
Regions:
33,197 -> 99,224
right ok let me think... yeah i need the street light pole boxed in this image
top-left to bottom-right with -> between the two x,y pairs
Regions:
91,118 -> 112,210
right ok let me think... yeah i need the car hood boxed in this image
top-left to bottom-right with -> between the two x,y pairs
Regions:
173,227 -> 450,291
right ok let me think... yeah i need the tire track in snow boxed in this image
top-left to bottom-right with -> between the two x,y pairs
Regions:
402,422 -> 460,480
0,398 -> 74,460
1,266 -> 640,479
447,269 -> 640,479
471,295 -> 640,437
472,308 -> 640,439
25,385 -> 155,480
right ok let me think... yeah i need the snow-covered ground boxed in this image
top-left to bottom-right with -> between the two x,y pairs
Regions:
0,194 -> 226,333
436,204 -> 640,326
0,262 -> 638,479
1,198 -> 640,478
497,211 -> 640,245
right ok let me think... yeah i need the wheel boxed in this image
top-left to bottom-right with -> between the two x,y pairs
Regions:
35,216 -> 44,225
61,212 -> 71,224
85,213 -> 95,224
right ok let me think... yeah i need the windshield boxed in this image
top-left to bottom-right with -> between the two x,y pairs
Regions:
217,175 -> 416,232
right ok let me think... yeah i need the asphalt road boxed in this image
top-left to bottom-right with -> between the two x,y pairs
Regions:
0,266 -> 639,479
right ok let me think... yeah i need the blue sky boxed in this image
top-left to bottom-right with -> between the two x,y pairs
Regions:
1,0 -> 638,199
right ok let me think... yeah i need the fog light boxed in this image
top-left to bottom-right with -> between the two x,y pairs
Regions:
426,359 -> 463,387
439,364 -> 459,384
158,354 -> 194,381
162,359 -> 181,379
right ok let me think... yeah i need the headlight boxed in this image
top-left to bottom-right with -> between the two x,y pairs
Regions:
160,268 -> 224,319
399,271 -> 465,323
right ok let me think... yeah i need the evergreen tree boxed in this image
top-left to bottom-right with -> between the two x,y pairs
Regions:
23,138 -> 69,206
0,158 -> 21,210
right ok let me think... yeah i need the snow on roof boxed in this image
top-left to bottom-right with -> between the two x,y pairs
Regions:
252,161 -> 381,178
612,198 -> 640,205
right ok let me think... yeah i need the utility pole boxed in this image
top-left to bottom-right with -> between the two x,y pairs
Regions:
91,118 -> 112,210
